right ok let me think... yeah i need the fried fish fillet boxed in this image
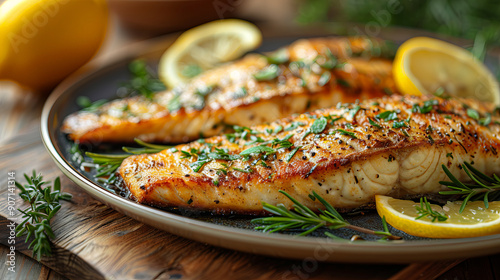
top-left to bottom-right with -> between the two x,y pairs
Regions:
62,37 -> 396,144
118,95 -> 500,214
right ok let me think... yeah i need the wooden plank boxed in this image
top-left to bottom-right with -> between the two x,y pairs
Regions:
0,124 -> 406,280
0,244 -> 45,280
388,259 -> 464,280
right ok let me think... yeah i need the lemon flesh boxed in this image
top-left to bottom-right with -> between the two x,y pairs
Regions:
393,37 -> 500,105
0,0 -> 108,91
159,19 -> 262,88
376,195 -> 500,238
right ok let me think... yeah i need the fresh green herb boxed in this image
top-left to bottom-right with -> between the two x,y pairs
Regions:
427,135 -> 434,144
76,96 -> 108,112
392,120 -> 408,129
446,153 -> 454,159
121,60 -> 166,100
479,113 -> 492,126
285,122 -> 306,131
194,85 -> 214,97
330,129 -> 357,138
347,105 -> 361,121
232,87 -> 248,99
273,125 -> 283,134
368,118 -> 382,128
413,100 -> 439,114
254,64 -> 280,81
302,117 -> 328,139
376,110 -> 398,121
266,48 -> 289,64
440,162 -> 500,213
182,64 -> 203,78
432,87 -> 450,99
286,146 -> 302,162
240,145 -> 276,156
168,94 -> 182,112
252,191 -> 401,240
318,72 -> 331,86
467,108 -> 480,120
85,139 -> 171,184
415,197 -> 448,222
336,79 -> 350,88
233,167 -> 253,173
15,171 -> 72,261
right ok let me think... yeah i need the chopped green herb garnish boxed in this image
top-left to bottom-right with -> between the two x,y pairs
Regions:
254,64 -> 280,81
240,145 -> 276,156
376,110 -> 398,121
266,48 -> 289,64
182,64 -> 203,78
285,122 -> 306,131
232,87 -> 248,99
368,118 -> 381,128
318,72 -> 331,86
302,116 -> 327,139
479,113 -> 491,126
392,120 -> 408,128
330,129 -> 357,138
336,79 -> 350,87
286,146 -> 302,162
467,108 -> 480,120
168,94 -> 182,112
347,105 -> 361,121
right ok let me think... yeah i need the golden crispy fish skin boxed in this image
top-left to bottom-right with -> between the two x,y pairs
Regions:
61,37 -> 396,144
118,95 -> 500,214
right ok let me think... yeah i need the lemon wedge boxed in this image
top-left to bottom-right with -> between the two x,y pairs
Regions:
375,195 -> 500,238
158,19 -> 262,88
393,37 -> 500,105
0,0 -> 108,91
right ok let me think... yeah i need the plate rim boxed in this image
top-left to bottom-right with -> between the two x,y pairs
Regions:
41,27 -> 500,263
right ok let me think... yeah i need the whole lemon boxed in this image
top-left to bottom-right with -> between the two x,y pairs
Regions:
0,0 -> 108,91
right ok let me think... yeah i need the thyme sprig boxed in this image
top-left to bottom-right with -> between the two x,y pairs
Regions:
83,139 -> 171,184
252,190 -> 401,240
415,197 -> 448,222
14,171 -> 72,261
439,162 -> 500,213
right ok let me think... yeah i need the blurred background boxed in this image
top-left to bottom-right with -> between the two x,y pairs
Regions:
1,0 -> 499,139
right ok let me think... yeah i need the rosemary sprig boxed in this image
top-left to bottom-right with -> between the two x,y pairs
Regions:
439,162 -> 500,213
252,190 -> 401,240
14,171 -> 72,261
415,197 -> 448,222
83,139 -> 171,184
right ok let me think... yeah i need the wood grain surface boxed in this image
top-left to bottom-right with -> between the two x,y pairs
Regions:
0,127 -> 410,280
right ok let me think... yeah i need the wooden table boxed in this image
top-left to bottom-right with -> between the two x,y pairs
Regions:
1,18 -> 500,280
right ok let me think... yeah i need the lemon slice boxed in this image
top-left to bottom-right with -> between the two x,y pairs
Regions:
375,195 -> 500,238
393,37 -> 500,105
158,19 -> 262,88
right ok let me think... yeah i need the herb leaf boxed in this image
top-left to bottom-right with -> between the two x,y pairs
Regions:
415,197 -> 448,222
252,190 -> 401,240
254,64 -> 280,81
15,171 -> 72,260
240,145 -> 276,156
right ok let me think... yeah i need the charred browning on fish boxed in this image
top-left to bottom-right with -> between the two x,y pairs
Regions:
62,37 -> 396,144
118,95 -> 500,214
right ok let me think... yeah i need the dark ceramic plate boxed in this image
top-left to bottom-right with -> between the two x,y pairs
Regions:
41,24 -> 500,263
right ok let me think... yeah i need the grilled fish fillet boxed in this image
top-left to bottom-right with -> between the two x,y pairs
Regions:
62,37 -> 396,144
118,95 -> 500,214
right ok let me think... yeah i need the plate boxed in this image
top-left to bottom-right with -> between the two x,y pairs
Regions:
41,24 -> 500,263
